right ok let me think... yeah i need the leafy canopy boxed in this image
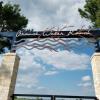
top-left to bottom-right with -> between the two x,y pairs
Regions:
78,0 -> 100,28
0,1 -> 28,53
0,1 -> 28,32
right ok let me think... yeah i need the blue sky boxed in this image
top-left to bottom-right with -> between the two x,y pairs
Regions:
13,40 -> 95,96
0,0 -> 96,96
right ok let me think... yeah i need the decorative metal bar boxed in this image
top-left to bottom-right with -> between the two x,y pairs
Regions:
16,29 -> 100,39
0,29 -> 100,52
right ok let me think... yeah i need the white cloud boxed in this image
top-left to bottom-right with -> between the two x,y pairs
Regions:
17,48 -> 45,70
16,73 -> 39,88
78,82 -> 92,87
36,86 -> 69,95
2,0 -> 91,30
15,47 -> 90,93
15,48 -> 45,92
44,70 -> 58,76
34,49 -> 90,70
82,75 -> 91,82
78,75 -> 93,88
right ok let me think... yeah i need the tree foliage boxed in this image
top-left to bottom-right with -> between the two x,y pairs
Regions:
0,1 -> 28,53
0,1 -> 28,32
78,0 -> 100,28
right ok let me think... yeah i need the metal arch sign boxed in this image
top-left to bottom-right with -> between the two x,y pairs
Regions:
0,28 -> 100,52
16,29 -> 100,39
0,29 -> 100,41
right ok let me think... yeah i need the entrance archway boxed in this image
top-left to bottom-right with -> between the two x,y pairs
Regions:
0,29 -> 100,100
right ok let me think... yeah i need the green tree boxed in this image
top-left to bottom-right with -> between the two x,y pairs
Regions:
0,1 -> 28,53
78,0 -> 100,28
0,1 -> 28,32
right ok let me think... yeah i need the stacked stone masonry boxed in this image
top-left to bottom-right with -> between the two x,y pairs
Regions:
91,53 -> 100,100
0,53 -> 20,100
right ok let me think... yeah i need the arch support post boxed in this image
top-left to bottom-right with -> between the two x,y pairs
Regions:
91,53 -> 100,100
0,53 -> 20,100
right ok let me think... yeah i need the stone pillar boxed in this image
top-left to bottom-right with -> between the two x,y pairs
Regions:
91,53 -> 100,100
0,53 -> 20,100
